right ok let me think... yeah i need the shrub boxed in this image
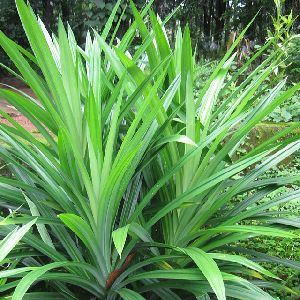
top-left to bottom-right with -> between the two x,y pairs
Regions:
285,35 -> 300,82
0,0 -> 300,299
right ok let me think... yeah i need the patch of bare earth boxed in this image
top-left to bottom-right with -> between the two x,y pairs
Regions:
0,77 -> 37,132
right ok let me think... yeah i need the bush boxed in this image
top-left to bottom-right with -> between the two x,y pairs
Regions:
265,35 -> 300,123
238,155 -> 300,299
285,35 -> 300,82
0,1 -> 300,299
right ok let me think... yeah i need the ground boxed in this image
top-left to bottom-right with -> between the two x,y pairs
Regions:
0,77 -> 36,132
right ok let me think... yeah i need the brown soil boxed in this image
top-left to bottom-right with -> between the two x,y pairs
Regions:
0,77 -> 37,132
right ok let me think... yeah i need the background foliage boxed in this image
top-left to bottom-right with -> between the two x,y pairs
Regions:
1,0 -> 300,59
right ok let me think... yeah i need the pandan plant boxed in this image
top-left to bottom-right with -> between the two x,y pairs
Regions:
0,0 -> 299,299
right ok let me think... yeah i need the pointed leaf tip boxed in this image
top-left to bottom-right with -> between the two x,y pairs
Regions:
112,224 -> 130,257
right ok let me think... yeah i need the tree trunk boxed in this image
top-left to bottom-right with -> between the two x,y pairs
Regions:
203,2 -> 212,38
61,0 -> 71,24
43,0 -> 52,31
214,0 -> 226,43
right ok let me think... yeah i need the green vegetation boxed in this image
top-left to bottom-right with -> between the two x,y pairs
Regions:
0,0 -> 299,299
237,155 -> 300,299
0,0 -> 144,45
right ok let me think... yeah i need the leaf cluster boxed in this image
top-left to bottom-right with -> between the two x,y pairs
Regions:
0,1 -> 299,299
